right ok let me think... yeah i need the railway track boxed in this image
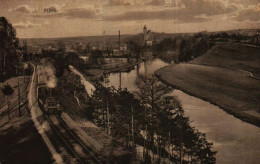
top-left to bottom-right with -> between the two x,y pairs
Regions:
36,67 -> 105,163
46,114 -> 104,164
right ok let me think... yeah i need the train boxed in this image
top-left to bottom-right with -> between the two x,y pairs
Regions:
38,86 -> 62,115
44,97 -> 62,115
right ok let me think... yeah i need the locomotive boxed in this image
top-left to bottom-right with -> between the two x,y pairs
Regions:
38,87 -> 62,115
44,97 -> 62,115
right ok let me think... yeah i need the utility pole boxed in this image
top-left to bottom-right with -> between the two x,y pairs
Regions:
7,101 -> 10,120
127,124 -> 130,147
143,105 -> 146,160
179,125 -> 183,164
180,143 -> 183,164
24,68 -> 25,83
3,51 -> 6,77
107,99 -> 110,135
119,30 -> 121,51
168,131 -> 171,164
23,63 -> 28,83
131,106 -> 134,146
103,30 -> 106,50
119,72 -> 121,89
18,82 -> 21,117
24,66 -> 26,83
35,65 -> 39,99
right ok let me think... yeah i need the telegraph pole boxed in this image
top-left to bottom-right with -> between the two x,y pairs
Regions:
168,131 -> 171,164
18,82 -> 21,117
119,72 -> 121,89
107,99 -> 110,135
23,67 -> 25,83
131,106 -> 134,146
7,101 -> 10,120
119,30 -> 121,51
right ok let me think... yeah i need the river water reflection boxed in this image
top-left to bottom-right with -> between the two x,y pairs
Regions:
103,58 -> 260,164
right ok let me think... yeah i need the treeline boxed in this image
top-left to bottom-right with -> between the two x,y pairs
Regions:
0,17 -> 34,82
82,76 -> 216,163
153,33 -> 215,63
210,31 -> 260,46
0,17 -> 22,81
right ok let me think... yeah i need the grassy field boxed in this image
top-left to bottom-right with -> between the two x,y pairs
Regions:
190,42 -> 260,77
155,43 -> 260,127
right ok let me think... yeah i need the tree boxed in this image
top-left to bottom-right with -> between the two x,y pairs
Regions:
137,75 -> 216,163
88,50 -> 104,66
0,17 -> 20,81
85,75 -> 216,163
20,40 -> 30,61
128,41 -> 143,59
137,75 -> 180,162
2,84 -> 14,120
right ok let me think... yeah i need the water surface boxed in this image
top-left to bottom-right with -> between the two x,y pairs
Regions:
103,58 -> 260,163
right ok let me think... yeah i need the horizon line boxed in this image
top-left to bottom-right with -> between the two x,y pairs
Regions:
18,27 -> 259,39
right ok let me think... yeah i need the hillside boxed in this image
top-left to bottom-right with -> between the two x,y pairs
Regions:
0,76 -> 53,163
190,42 -> 260,77
155,43 -> 260,127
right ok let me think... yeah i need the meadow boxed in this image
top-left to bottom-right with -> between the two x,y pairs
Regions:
155,43 -> 260,127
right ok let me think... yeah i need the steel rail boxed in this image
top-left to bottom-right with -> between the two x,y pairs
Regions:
56,115 -> 104,164
46,115 -> 86,164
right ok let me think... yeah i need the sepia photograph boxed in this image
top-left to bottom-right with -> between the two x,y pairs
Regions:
0,0 -> 259,163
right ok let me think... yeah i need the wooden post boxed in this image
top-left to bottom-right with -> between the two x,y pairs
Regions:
131,106 -> 134,146
168,131 -> 171,164
144,106 -> 147,160
3,51 -> 6,77
180,143 -> 183,164
119,72 -> 121,89
128,124 -> 130,147
107,100 -> 110,135
7,101 -> 10,120
23,69 -> 25,83
18,82 -> 21,117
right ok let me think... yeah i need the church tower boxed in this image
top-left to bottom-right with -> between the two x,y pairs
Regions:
143,25 -> 147,42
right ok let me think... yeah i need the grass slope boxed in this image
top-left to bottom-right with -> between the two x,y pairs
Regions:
190,42 -> 260,77
155,43 -> 260,127
0,76 -> 53,163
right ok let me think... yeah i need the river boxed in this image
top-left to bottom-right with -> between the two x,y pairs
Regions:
102,58 -> 260,164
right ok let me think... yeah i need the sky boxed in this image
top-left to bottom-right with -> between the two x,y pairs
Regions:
0,0 -> 259,38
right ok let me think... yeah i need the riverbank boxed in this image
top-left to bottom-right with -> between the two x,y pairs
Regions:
83,58 -> 144,81
155,43 -> 260,128
104,58 -> 144,73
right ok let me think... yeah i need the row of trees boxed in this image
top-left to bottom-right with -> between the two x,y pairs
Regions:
83,76 -> 216,163
0,17 -> 22,81
0,17 -> 33,82
210,32 -> 260,46
153,33 -> 215,63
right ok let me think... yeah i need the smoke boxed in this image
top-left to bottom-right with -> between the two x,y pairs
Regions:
23,63 -> 29,69
44,66 -> 57,88
38,61 -> 58,88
